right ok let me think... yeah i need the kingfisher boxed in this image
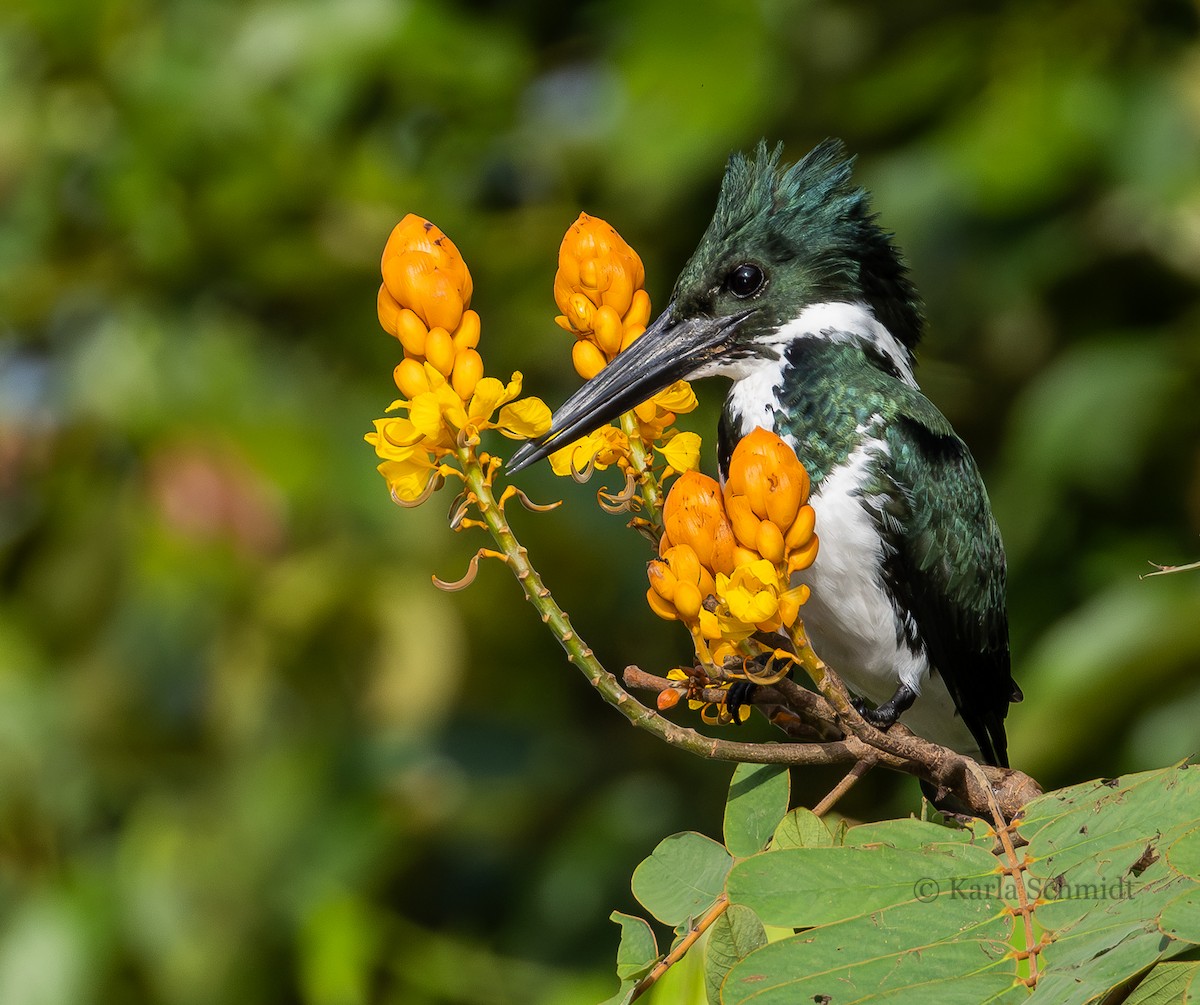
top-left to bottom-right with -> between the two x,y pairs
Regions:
508,140 -> 1021,767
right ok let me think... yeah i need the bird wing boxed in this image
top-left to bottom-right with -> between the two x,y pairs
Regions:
876,401 -> 1016,767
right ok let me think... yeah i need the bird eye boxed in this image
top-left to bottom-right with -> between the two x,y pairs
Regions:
727,263 -> 765,299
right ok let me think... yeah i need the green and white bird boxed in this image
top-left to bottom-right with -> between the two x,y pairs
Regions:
508,140 -> 1021,766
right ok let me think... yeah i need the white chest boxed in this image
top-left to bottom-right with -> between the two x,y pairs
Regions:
787,438 -> 928,699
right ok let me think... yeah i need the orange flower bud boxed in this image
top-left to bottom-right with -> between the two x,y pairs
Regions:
647,559 -> 679,603
572,339 -> 607,380
784,504 -> 817,551
593,305 -> 624,356
620,325 -> 643,352
786,535 -> 820,575
725,495 -> 762,552
394,308 -> 428,358
378,284 -> 403,337
657,688 -> 682,711
646,587 -> 678,622
382,214 -> 473,305
424,327 -> 456,377
661,472 -> 737,576
452,349 -> 484,400
418,268 -> 467,333
554,213 -> 645,321
394,357 -> 427,399
564,293 -> 596,331
624,289 -> 651,329
755,520 -> 786,565
452,310 -> 481,352
673,581 -> 703,621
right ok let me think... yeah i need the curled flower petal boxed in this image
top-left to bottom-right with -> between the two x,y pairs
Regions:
548,426 -> 630,477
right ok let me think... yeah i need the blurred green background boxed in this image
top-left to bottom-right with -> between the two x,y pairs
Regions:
2,0 -> 1200,1002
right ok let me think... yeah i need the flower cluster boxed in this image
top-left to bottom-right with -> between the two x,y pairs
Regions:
548,213 -> 700,479
646,429 -> 819,719
366,215 -> 551,502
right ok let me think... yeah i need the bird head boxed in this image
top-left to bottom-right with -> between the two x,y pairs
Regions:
507,139 -> 923,474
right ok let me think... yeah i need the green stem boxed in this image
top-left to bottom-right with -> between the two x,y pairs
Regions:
618,411 -> 662,525
456,444 -> 811,762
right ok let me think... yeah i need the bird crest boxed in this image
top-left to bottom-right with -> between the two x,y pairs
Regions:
676,140 -> 925,351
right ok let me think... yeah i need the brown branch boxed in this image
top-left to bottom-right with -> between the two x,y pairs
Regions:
812,758 -> 877,817
623,665 -> 1041,821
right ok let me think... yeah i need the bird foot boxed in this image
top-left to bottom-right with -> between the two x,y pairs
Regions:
726,680 -> 759,723
852,683 -> 917,730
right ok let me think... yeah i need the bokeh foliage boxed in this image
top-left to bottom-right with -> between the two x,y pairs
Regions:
1,0 -> 1199,1003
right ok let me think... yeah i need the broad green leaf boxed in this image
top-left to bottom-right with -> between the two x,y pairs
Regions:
631,832 -> 732,927
722,898 -> 1020,1005
843,817 -> 974,850
770,808 -> 832,851
723,763 -> 790,858
1020,764 -> 1200,1004
1123,958 -> 1200,1004
703,904 -> 767,1005
727,841 -> 1000,929
600,912 -> 658,1005
1159,889 -> 1200,944
612,912 -> 658,980
1167,825 -> 1200,881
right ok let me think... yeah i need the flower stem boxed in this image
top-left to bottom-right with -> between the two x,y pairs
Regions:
618,411 -> 662,525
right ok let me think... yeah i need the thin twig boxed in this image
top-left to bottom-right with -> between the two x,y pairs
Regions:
813,758 -> 876,817
629,894 -> 731,1002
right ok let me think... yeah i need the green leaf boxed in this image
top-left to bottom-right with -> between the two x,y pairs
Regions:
1123,957 -> 1200,1004
1020,764 -> 1200,1004
600,912 -> 658,1005
843,817 -> 973,850
703,904 -> 767,1005
769,807 -> 832,851
1159,889 -> 1200,944
722,898 -> 1021,1005
1167,825 -> 1200,881
723,763 -> 790,858
727,840 -> 1000,929
631,832 -> 732,927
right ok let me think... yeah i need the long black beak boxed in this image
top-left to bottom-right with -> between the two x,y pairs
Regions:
507,306 -> 750,474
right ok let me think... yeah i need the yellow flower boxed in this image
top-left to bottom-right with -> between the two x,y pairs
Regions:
548,425 -> 631,477
365,416 -> 442,502
548,213 -> 698,485
368,215 -> 551,504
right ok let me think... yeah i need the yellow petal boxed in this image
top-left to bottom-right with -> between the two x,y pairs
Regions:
408,392 -> 448,440
377,457 -> 436,502
496,397 -> 552,439
468,376 -> 506,423
652,380 -> 698,414
655,431 -> 701,473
